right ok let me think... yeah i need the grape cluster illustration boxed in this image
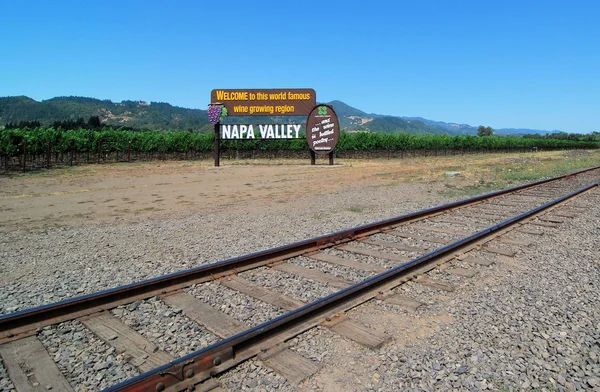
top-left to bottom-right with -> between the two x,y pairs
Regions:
207,104 -> 223,124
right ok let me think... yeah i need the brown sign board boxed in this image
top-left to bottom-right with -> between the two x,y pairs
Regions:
210,88 -> 316,116
306,104 -> 340,155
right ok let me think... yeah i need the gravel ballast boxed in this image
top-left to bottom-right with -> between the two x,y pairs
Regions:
0,357 -> 14,392
37,320 -> 140,391
112,298 -> 219,358
185,281 -> 286,327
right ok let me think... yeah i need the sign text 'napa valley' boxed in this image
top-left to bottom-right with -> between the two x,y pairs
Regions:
221,124 -> 302,139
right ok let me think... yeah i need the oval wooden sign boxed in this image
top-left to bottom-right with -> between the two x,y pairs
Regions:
306,104 -> 340,155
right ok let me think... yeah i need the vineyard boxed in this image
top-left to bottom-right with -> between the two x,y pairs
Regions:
1,127 -> 599,172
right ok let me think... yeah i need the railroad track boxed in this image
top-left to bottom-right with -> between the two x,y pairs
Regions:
1,167 -> 599,391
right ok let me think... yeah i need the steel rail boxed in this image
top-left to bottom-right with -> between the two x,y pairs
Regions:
105,179 -> 599,392
1,165 -> 598,340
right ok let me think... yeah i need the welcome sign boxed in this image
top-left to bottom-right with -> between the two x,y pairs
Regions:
210,88 -> 339,166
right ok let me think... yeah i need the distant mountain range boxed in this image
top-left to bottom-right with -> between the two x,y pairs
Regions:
328,100 -> 556,136
0,95 -> 557,136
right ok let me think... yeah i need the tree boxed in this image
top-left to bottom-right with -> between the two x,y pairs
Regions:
477,125 -> 494,137
88,115 -> 102,129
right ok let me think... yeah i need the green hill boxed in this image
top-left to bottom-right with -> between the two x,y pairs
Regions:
0,96 -> 211,132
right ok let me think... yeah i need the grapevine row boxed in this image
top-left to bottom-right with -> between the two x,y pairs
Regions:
1,127 -> 599,159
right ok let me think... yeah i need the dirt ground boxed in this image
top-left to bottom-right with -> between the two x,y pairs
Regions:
0,151 -> 598,233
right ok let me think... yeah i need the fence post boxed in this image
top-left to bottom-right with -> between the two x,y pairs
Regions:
23,139 -> 27,173
47,140 -> 51,169
213,123 -> 220,167
70,140 -> 74,166
128,140 -> 131,162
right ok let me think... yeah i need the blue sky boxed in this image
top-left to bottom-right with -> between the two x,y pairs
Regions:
1,0 -> 598,133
